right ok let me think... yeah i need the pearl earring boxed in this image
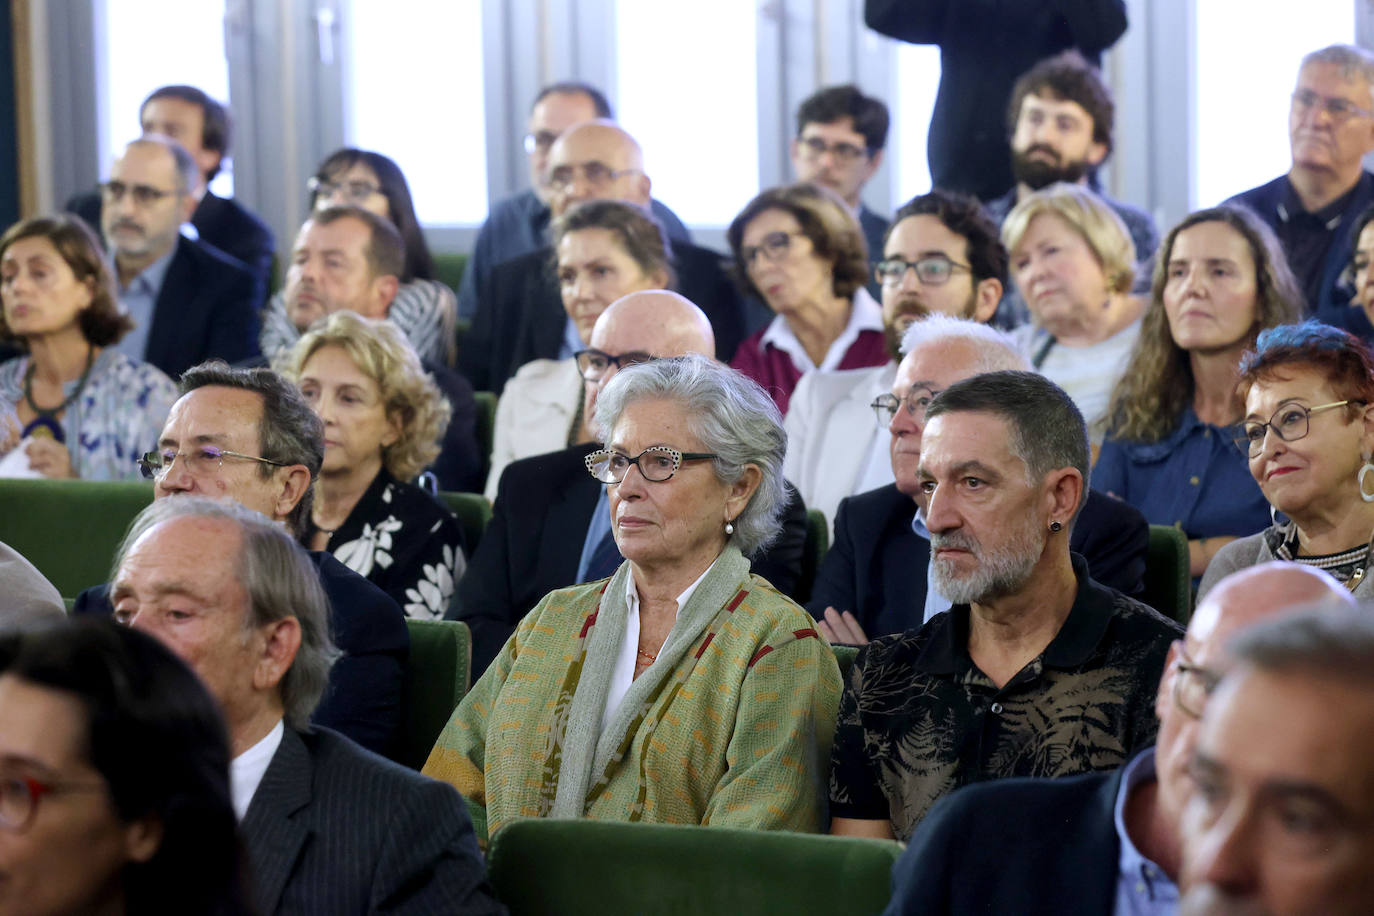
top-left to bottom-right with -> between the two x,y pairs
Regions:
725,520 -> 735,535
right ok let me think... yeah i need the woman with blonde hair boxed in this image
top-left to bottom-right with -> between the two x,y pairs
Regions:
1097,207 -> 1303,576
280,311 -> 465,618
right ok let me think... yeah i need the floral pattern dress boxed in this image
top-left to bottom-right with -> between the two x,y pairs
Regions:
306,468 -> 467,619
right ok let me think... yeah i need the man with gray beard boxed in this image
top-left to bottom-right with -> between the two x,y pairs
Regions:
828,370 -> 1180,842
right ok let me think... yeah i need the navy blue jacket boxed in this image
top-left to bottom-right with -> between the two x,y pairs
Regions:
143,235 -> 262,378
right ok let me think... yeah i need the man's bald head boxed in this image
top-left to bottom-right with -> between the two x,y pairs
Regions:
1188,562 -> 1354,653
547,120 -> 651,217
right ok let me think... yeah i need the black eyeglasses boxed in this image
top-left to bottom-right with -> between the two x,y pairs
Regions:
1171,644 -> 1222,719
1231,400 -> 1359,457
1291,88 -> 1374,123
137,445 -> 292,480
875,256 -> 973,287
0,775 -> 106,833
100,181 -> 180,206
871,385 -> 941,427
574,349 -> 657,382
797,135 -> 870,163
740,231 -> 800,269
546,161 -> 642,192
307,176 -> 382,203
523,130 -> 559,154
584,446 -> 718,484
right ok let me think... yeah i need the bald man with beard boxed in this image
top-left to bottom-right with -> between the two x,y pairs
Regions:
460,121 -> 748,394
451,290 -> 806,677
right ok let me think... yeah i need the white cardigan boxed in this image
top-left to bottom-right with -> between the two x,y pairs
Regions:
484,357 -> 584,500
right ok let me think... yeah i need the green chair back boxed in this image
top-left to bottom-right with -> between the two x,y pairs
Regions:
487,818 -> 901,916
793,508 -> 830,605
832,644 -> 859,683
0,479 -> 154,597
398,618 -> 471,770
1143,524 -> 1193,624
432,252 -> 468,294
473,391 -> 497,478
438,491 -> 492,554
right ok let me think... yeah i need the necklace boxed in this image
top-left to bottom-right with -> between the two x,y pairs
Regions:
24,347 -> 95,419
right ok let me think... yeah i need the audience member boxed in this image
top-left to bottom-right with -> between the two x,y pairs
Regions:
1343,202 -> 1374,337
1199,321 -> 1374,599
66,84 -> 275,295
1228,44 -> 1374,322
99,137 -> 260,377
728,183 -> 887,414
109,498 -> 504,916
453,290 -> 806,676
864,0 -> 1127,201
457,81 -> 690,321
280,312 -> 465,618
882,562 -> 1353,915
0,617 -> 255,916
426,356 -> 840,843
808,316 -> 1148,646
1179,605 -> 1374,915
829,370 -> 1179,841
1098,207 -> 1303,577
265,206 -> 481,492
790,84 -> 891,289
0,215 -> 176,480
1004,182 -> 1144,446
985,50 -> 1159,327
484,199 -> 671,499
784,190 -> 1004,526
462,121 -> 745,393
0,539 -> 64,632
75,361 -> 408,757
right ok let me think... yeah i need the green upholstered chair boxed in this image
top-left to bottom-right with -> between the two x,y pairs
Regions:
0,479 -> 154,598
1143,524 -> 1193,625
486,818 -> 902,916
438,491 -> 491,554
432,252 -> 468,294
832,643 -> 859,683
398,618 -> 471,770
472,391 -> 497,478
793,508 -> 831,605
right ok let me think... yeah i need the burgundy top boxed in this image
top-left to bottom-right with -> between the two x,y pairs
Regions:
730,327 -> 888,415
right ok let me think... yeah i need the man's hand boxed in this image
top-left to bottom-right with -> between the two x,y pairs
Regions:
817,606 -> 870,646
25,437 -> 75,478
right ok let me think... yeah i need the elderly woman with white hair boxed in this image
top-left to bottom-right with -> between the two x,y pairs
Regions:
424,355 -> 842,843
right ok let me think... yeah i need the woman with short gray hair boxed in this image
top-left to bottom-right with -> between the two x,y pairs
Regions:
426,354 -> 841,843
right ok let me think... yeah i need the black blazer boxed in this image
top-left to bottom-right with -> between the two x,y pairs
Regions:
883,765 -> 1124,915
74,551 -> 407,759
145,235 -> 262,378
449,442 -> 808,678
68,188 -> 275,297
241,726 -> 504,916
807,484 -> 1150,639
461,241 -> 748,394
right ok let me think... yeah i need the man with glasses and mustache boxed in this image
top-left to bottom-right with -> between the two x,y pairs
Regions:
98,137 -> 260,378
452,289 -> 804,678
1229,44 -> 1374,327
829,368 -> 1178,842
877,562 -> 1351,915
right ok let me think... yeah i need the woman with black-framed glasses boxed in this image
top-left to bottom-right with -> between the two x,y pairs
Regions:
426,355 -> 841,844
1200,321 -> 1374,600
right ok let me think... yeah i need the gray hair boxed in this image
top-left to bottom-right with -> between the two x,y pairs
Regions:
926,370 -> 1090,517
115,497 -> 339,730
127,136 -> 200,193
1227,603 -> 1374,690
1301,45 -> 1374,106
900,314 -> 1030,372
594,355 -> 786,557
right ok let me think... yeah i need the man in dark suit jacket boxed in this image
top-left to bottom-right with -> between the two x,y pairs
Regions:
101,137 -> 261,378
67,83 -> 274,295
110,497 -> 503,916
880,563 -> 1354,915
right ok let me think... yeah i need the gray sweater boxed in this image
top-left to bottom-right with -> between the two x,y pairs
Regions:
1198,524 -> 1374,602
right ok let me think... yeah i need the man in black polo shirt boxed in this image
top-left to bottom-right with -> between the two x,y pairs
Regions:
828,370 -> 1180,842
1228,44 -> 1374,331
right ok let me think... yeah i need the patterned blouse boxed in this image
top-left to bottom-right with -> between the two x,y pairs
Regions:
0,349 -> 177,481
305,467 -> 467,620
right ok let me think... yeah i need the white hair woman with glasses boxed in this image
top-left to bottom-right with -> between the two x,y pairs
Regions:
483,200 -> 671,500
1199,321 -> 1374,600
425,355 -> 841,844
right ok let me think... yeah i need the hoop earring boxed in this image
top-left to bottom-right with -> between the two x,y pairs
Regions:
1360,458 -> 1374,503
725,520 -> 735,535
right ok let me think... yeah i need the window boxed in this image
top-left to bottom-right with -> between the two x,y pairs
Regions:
890,43 -> 942,209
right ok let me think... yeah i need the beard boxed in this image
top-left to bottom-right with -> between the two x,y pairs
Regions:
930,510 -> 1045,605
1011,146 -> 1093,191
882,293 -> 979,361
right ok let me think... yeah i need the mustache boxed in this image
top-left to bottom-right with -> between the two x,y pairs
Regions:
930,530 -> 980,553
110,220 -> 144,235
1022,143 -> 1062,163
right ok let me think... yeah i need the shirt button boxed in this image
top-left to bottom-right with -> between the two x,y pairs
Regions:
990,702 -> 1003,714
1203,429 -> 1211,439
1190,475 -> 1200,485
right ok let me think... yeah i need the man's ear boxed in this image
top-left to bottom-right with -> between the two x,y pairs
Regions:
254,617 -> 302,691
634,173 -> 653,208
368,275 -> 400,320
1043,466 -> 1083,529
179,191 -> 197,223
273,465 -> 313,524
123,816 -> 164,865
1085,140 -> 1109,169
971,278 -> 1003,323
862,147 -> 886,183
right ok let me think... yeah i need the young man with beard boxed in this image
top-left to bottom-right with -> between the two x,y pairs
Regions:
985,51 -> 1158,327
828,370 -> 1180,842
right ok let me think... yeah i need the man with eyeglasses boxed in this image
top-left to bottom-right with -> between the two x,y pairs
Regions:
97,136 -> 260,378
452,289 -> 804,678
1228,44 -> 1374,328
790,85 -> 891,292
461,120 -> 747,394
457,81 -> 691,322
66,84 -> 275,298
880,562 -> 1352,916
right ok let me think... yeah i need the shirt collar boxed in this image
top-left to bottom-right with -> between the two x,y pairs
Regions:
230,718 -> 284,821
758,286 -> 884,374
1114,748 -> 1178,901
1278,175 -> 1362,228
114,238 -> 178,296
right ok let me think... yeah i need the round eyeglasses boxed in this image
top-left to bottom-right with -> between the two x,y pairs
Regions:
307,175 -> 382,204
138,445 -> 292,480
574,349 -> 657,382
740,231 -> 799,269
797,135 -> 870,163
871,385 -> 941,427
874,256 -> 972,287
1171,646 -> 1221,719
584,446 -> 718,484
546,161 -> 642,193
1231,400 -> 1360,458
0,775 -> 106,832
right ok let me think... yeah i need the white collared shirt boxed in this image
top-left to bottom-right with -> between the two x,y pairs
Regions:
230,719 -> 284,821
758,287 -> 883,376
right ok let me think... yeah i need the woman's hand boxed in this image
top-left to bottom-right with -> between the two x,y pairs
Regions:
25,437 -> 76,479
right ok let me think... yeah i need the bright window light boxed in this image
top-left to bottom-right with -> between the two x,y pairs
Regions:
890,43 -> 941,209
